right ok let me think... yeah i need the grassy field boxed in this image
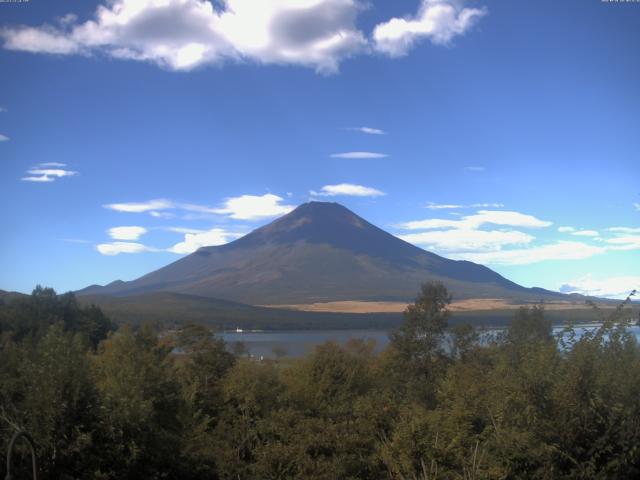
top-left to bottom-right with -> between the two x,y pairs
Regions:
78,292 -> 637,330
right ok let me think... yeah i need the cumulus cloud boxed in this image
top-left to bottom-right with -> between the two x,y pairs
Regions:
310,183 -> 385,197
168,227 -> 243,254
558,226 -> 575,233
0,134 -> 9,142
399,229 -> 534,252
449,241 -> 606,266
559,275 -> 640,299
329,151 -> 388,159
107,226 -> 148,240
1,0 -> 368,73
394,208 -> 584,265
212,193 -> 296,220
373,0 -> 487,57
398,210 -> 552,231
96,242 -> 157,256
348,126 -> 386,135
21,163 -> 78,182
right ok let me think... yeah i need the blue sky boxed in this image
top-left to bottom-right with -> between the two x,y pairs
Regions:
0,0 -> 638,299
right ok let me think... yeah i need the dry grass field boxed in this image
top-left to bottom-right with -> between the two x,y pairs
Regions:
262,298 -> 612,314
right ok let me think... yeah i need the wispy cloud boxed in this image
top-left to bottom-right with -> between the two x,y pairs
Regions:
21,163 -> 77,183
558,226 -> 575,233
398,210 -> 552,231
310,183 -> 385,197
425,202 -> 504,210
0,107 -> 6,113
635,202 -> 640,211
399,229 -> 534,253
449,241 -> 605,266
96,242 -> 158,256
608,227 -> 640,234
104,194 -> 295,221
347,126 -> 386,135
605,235 -> 640,251
104,199 -> 175,213
38,162 -> 67,167
329,151 -> 389,159
571,230 -> 599,237
107,226 -> 147,241
96,226 -> 244,255
373,0 -> 487,57
0,134 -> 9,142
559,275 -> 640,299
464,166 -> 486,172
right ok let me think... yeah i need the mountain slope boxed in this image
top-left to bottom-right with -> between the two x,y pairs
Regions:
78,202 -> 568,304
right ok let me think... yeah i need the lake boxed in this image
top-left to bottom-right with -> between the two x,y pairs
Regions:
221,325 -> 640,359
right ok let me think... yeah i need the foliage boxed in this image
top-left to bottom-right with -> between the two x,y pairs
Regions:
1,284 -> 640,479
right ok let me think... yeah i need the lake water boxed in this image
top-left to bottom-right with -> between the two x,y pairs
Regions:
221,325 -> 640,359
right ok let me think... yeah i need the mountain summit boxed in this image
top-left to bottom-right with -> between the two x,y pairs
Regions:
79,202 -> 563,304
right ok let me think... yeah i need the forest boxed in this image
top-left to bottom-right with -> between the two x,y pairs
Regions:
1,284 -> 639,479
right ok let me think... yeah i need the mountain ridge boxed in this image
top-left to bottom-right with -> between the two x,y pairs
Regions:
78,201 -> 573,304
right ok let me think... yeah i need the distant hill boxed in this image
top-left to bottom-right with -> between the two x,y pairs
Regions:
77,292 -> 404,330
78,201 -> 577,305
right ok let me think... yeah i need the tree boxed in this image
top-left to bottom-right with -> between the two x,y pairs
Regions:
387,282 -> 452,404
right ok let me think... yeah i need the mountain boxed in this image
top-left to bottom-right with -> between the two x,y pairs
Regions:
78,201 -> 569,305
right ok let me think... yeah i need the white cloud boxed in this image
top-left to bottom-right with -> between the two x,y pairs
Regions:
558,226 -> 575,233
373,0 -> 487,57
608,227 -> 640,234
165,227 -> 206,234
107,226 -> 148,240
150,211 -> 175,219
425,203 -> 463,210
398,210 -> 552,231
559,275 -> 640,299
634,203 -> 640,211
21,163 -> 77,182
1,0 -> 368,73
425,202 -> 504,210
104,199 -> 174,213
38,162 -> 67,167
168,227 -> 242,254
399,229 -> 534,252
22,175 -> 55,183
2,26 -> 80,54
348,126 -> 386,135
103,194 -> 294,220
449,241 -> 606,266
213,193 -> 295,220
96,242 -> 157,256
0,134 -> 9,142
310,183 -> 385,197
329,151 -> 388,159
571,230 -> 599,237
605,235 -> 640,251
